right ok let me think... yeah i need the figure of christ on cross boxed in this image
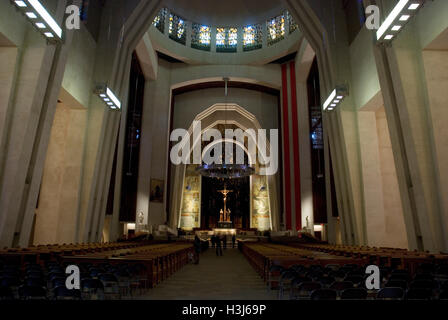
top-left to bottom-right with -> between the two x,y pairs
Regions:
218,184 -> 233,222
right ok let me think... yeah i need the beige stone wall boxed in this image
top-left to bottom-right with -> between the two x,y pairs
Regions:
34,103 -> 87,244
422,49 -> 448,248
358,105 -> 408,249
376,107 -> 408,249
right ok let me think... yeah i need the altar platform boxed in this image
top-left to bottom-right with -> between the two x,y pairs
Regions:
212,228 -> 237,236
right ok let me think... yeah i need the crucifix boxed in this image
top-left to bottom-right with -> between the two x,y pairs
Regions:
218,184 -> 233,222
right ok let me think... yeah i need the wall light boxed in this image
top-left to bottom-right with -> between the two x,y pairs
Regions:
323,86 -> 348,112
11,0 -> 63,42
95,85 -> 122,110
376,0 -> 426,42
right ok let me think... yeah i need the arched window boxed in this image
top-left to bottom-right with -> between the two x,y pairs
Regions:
153,8 -> 167,33
287,11 -> 299,34
192,24 -> 211,51
243,24 -> 262,51
169,13 -> 187,45
267,14 -> 285,46
216,27 -> 238,52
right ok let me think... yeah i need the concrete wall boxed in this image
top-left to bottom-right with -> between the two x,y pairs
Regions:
34,103 -> 87,244
173,88 -> 278,131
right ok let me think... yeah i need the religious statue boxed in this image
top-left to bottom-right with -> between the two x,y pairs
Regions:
220,209 -> 224,222
138,211 -> 145,225
226,209 -> 231,222
218,184 -> 233,222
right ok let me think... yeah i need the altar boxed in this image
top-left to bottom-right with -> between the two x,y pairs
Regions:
212,228 -> 237,236
217,221 -> 233,229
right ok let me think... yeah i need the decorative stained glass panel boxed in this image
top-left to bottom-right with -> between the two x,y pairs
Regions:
287,11 -> 299,34
216,27 -> 238,52
243,24 -> 262,51
310,106 -> 324,149
152,8 -> 167,33
267,14 -> 285,46
192,23 -> 211,51
169,13 -> 186,45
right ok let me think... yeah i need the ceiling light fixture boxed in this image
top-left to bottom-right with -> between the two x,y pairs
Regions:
95,85 -> 122,110
11,0 -> 63,42
376,0 -> 426,43
323,86 -> 348,112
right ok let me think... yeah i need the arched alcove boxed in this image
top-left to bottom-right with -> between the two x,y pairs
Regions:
169,104 -> 280,232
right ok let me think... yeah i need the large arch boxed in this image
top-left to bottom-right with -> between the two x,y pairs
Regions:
88,0 -> 354,243
169,103 -> 280,232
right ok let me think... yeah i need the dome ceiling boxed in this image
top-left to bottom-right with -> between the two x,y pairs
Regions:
161,0 -> 286,26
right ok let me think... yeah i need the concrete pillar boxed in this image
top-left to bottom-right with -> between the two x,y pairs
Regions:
0,0 -> 75,248
373,27 -> 446,251
421,50 -> 448,251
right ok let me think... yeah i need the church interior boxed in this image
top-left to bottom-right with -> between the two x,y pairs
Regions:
0,0 -> 448,303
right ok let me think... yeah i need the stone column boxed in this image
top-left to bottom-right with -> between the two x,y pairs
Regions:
0,0 -> 76,248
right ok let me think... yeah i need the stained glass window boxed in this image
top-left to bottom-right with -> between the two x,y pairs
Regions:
192,23 -> 211,51
287,11 -> 299,34
169,13 -> 186,45
267,14 -> 285,46
152,8 -> 167,33
216,27 -> 238,52
310,106 -> 324,149
243,24 -> 262,51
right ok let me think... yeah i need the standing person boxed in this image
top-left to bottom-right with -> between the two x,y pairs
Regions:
211,235 -> 215,249
216,235 -> 223,256
232,234 -> 236,248
194,236 -> 201,264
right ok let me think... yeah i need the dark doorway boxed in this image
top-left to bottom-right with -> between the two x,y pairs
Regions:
201,177 -> 250,229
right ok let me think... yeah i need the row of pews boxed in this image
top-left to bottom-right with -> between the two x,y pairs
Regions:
0,242 -> 146,266
290,243 -> 448,275
62,242 -> 194,288
0,241 -> 194,290
241,242 -> 448,282
241,242 -> 366,282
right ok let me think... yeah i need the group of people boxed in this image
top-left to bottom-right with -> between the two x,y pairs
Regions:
210,234 -> 236,256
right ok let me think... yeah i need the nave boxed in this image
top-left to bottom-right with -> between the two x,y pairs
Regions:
1,237 -> 448,300
142,248 -> 276,300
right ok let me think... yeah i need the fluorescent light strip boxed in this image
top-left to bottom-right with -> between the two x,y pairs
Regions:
106,87 -> 121,109
400,15 -> 410,21
408,3 -> 420,10
323,89 -> 336,111
15,1 -> 27,7
377,0 -> 409,40
26,12 -> 37,18
28,0 -> 62,38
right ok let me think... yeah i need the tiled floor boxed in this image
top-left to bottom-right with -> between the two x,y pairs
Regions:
141,248 -> 277,300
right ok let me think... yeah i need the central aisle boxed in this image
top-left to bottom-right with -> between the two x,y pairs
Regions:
142,248 -> 277,300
